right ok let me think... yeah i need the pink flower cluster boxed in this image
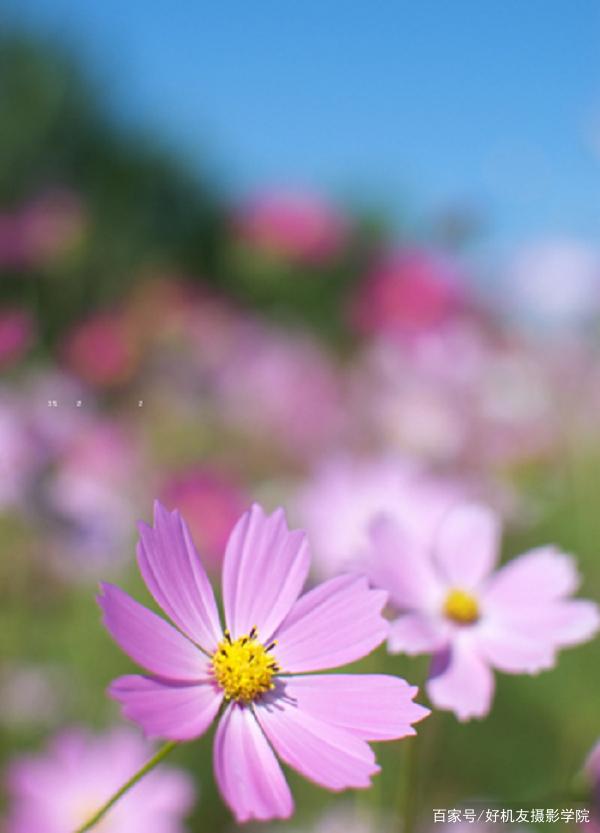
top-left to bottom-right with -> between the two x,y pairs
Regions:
351,324 -> 560,467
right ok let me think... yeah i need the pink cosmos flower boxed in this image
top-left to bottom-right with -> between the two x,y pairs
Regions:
100,501 -> 428,823
366,502 -> 599,721
5,727 -> 195,833
233,191 -> 348,265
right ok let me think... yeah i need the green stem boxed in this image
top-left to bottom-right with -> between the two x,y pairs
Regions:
397,660 -> 431,833
73,741 -> 179,833
399,733 -> 420,833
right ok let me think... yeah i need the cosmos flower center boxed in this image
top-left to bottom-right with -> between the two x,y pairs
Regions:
211,627 -> 279,702
443,588 -> 480,624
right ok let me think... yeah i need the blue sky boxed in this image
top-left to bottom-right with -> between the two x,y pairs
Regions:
3,0 -> 600,253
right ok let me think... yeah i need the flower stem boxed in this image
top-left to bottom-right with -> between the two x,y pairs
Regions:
73,740 -> 179,833
399,733 -> 420,833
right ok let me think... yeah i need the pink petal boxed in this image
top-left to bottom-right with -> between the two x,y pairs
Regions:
137,501 -> 223,652
255,695 -> 380,790
279,674 -> 429,740
222,504 -> 310,641
475,622 -> 557,674
480,599 -> 599,669
213,703 -> 293,823
426,638 -> 495,721
515,599 -> 600,645
273,574 -> 388,673
483,547 -> 581,607
388,613 -> 449,655
109,674 -> 222,741
364,516 -> 444,610
98,583 -> 206,680
434,503 -> 500,589
479,548 -> 599,667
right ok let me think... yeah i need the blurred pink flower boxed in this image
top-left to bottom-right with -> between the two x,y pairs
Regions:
62,311 -> 138,387
367,502 -> 599,721
53,418 -> 137,487
0,308 -> 34,368
350,248 -> 466,337
138,285 -> 244,393
215,324 -> 346,459
100,501 -> 428,823
160,466 -> 249,571
352,326 -> 557,467
0,373 -> 90,511
183,293 -> 243,371
21,370 -> 88,459
350,333 -> 472,463
473,341 -> 558,465
295,454 -> 467,579
43,419 -> 139,578
233,191 -> 348,265
5,727 -> 195,833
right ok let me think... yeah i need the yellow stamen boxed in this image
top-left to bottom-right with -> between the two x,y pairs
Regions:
443,588 -> 480,625
211,629 -> 279,703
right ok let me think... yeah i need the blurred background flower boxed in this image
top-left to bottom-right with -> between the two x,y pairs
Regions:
232,191 -> 349,267
160,465 -> 249,572
4,728 -> 195,832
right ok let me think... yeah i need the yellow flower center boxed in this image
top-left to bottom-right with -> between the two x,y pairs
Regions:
211,627 -> 279,703
443,588 -> 480,625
